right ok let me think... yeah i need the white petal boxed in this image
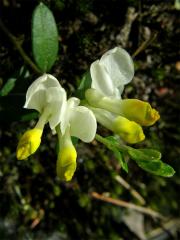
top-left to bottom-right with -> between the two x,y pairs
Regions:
46,87 -> 67,129
100,47 -> 134,85
24,74 -> 67,129
113,85 -> 124,99
90,60 -> 114,96
91,107 -> 115,131
67,97 -> 80,108
24,87 -> 46,113
24,74 -> 62,112
60,97 -> 80,135
69,106 -> 97,142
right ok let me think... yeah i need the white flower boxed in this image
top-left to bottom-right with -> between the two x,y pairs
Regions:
24,73 -> 66,130
56,97 -> 97,181
88,106 -> 145,144
17,73 -> 97,180
90,47 -> 134,98
17,74 -> 66,160
85,47 -> 160,144
60,97 -> 97,142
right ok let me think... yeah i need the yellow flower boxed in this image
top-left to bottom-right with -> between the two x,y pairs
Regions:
86,89 -> 160,127
113,116 -> 145,144
112,99 -> 160,126
56,97 -> 97,181
16,128 -> 42,160
56,145 -> 77,181
88,106 -> 145,144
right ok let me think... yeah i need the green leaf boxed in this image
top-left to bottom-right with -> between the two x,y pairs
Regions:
134,159 -> 175,177
127,147 -> 175,177
0,78 -> 16,96
21,111 -> 39,122
104,136 -> 128,172
32,2 -> 59,72
75,71 -> 92,99
155,162 -> 175,177
113,149 -> 128,173
138,149 -> 161,160
127,147 -> 161,162
71,136 -> 79,145
175,0 -> 180,10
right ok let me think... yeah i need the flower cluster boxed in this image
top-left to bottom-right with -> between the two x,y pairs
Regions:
16,47 -> 160,181
85,47 -> 160,143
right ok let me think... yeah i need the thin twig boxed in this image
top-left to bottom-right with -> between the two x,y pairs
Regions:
132,31 -> 158,58
115,175 -> 146,205
0,18 -> 42,74
91,192 -> 165,220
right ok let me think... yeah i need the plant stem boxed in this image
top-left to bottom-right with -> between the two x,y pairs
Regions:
91,191 -> 165,219
0,18 -> 42,74
132,31 -> 158,58
95,134 -> 127,153
115,175 -> 146,205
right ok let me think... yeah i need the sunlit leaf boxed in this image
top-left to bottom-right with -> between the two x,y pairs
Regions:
32,2 -> 59,72
134,159 -> 175,177
128,147 -> 175,177
127,147 -> 161,162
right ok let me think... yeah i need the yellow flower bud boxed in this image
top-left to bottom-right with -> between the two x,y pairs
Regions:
56,145 -> 77,181
85,90 -> 160,127
119,99 -> 160,126
16,128 -> 42,160
113,116 -> 145,144
104,99 -> 159,127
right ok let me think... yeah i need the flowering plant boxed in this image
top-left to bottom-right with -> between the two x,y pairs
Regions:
16,46 -> 175,180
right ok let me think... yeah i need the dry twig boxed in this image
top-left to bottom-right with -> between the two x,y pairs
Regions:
132,31 -> 158,58
0,18 -> 42,74
115,175 -> 146,205
91,192 -> 165,220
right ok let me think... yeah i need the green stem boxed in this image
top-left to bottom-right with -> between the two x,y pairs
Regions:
95,134 -> 128,153
56,125 -> 73,151
35,108 -> 51,129
0,18 -> 42,74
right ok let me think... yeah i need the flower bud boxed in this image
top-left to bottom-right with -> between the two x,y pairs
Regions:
16,128 -> 42,160
113,116 -> 145,144
117,99 -> 160,126
86,92 -> 160,127
56,145 -> 77,181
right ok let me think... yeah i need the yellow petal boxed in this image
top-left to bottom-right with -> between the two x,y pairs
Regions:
56,145 -> 77,181
116,99 -> 160,126
113,116 -> 145,144
85,90 -> 160,127
16,128 -> 42,160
